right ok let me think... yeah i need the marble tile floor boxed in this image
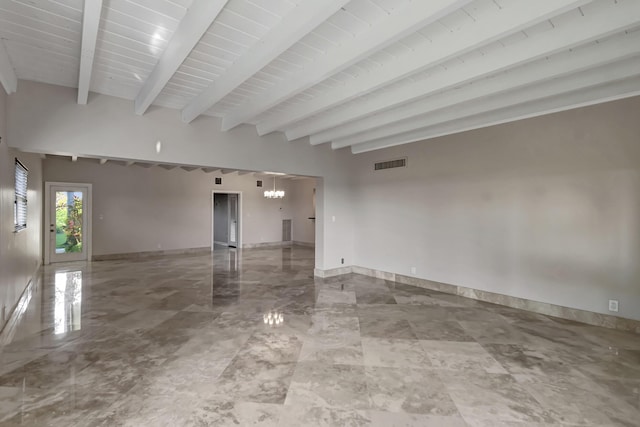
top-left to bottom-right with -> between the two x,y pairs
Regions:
0,246 -> 639,426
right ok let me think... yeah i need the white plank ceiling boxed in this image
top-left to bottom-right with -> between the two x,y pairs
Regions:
1,0 -> 639,154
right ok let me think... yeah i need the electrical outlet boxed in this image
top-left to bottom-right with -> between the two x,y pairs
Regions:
608,299 -> 619,312
410,266 -> 416,275
341,258 -> 344,264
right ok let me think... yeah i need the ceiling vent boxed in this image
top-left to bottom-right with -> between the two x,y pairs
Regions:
374,157 -> 407,171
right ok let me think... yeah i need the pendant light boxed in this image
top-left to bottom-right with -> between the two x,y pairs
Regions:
264,176 -> 285,198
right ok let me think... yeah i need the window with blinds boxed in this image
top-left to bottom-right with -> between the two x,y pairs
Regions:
14,159 -> 28,232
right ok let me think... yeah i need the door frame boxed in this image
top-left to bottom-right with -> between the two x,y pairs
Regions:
44,182 -> 93,265
211,190 -> 242,251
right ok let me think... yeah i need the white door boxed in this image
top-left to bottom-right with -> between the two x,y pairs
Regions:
48,184 -> 91,263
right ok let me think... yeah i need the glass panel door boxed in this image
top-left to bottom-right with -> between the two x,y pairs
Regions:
50,186 -> 88,262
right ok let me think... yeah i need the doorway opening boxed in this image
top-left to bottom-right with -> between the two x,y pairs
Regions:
44,182 -> 93,264
212,191 -> 241,250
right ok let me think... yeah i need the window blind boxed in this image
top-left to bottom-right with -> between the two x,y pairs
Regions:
14,159 -> 28,231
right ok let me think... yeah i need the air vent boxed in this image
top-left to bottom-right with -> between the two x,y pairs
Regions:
374,157 -> 407,171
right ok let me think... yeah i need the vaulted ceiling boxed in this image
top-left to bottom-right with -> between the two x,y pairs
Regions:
0,0 -> 639,154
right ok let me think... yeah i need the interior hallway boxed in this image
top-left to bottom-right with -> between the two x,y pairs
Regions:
0,246 -> 638,426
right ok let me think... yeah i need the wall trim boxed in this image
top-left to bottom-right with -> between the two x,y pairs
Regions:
93,242 -> 313,260
314,266 -> 353,278
242,241 -> 292,249
92,246 -> 211,261
292,240 -> 314,248
314,265 -> 640,334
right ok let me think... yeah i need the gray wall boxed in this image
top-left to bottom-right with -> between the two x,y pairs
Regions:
350,97 -> 640,321
213,193 -> 229,244
0,88 -> 42,329
8,81 -> 355,271
42,157 -> 310,256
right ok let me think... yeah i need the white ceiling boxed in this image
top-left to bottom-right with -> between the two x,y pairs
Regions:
0,0 -> 639,154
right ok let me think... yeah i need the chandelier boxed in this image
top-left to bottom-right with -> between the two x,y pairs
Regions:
264,176 -> 285,198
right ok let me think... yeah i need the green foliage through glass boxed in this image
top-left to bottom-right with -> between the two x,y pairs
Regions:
55,192 -> 83,253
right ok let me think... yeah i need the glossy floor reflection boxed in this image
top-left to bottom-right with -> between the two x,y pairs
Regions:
0,246 -> 639,426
